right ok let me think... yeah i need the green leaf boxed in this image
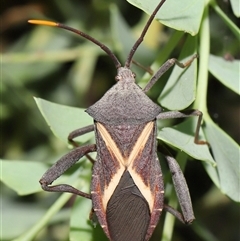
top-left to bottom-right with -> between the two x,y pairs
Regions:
230,0 -> 240,17
0,160 -> 46,195
208,54 -> 240,95
35,98 -> 93,144
158,118 -> 215,165
204,119 -> 240,202
127,0 -> 204,35
159,35 -> 198,110
1,197 -> 47,239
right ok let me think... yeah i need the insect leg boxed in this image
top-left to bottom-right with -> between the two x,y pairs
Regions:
68,124 -> 95,163
143,54 -> 198,93
163,204 -> 185,224
164,154 -> 195,224
156,109 -> 207,145
68,124 -> 94,146
40,144 -> 96,199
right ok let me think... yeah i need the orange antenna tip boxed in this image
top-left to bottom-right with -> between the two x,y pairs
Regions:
28,20 -> 58,27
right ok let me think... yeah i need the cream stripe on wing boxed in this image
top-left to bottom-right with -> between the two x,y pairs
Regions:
97,122 -> 154,167
96,122 -> 125,165
96,122 -> 155,211
128,121 -> 154,166
127,121 -> 155,211
96,122 -> 125,210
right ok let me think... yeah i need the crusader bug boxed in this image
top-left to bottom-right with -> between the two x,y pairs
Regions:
29,0 -> 207,240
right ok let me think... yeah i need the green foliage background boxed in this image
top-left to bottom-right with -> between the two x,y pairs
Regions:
1,0 -> 239,241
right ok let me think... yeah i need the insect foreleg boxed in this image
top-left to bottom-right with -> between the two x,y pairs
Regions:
143,54 -> 198,93
157,109 -> 207,145
40,144 -> 96,198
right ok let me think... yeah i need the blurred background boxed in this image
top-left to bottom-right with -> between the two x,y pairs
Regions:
1,0 -> 239,241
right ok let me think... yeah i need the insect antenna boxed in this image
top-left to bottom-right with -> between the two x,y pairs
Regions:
125,0 -> 166,68
28,20 -> 122,69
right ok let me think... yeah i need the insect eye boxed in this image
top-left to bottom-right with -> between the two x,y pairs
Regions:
115,75 -> 121,82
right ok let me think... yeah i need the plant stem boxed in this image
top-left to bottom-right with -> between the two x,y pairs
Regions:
195,3 -> 210,118
12,192 -> 72,241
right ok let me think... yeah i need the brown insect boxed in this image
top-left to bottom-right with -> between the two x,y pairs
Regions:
29,0 -> 206,240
